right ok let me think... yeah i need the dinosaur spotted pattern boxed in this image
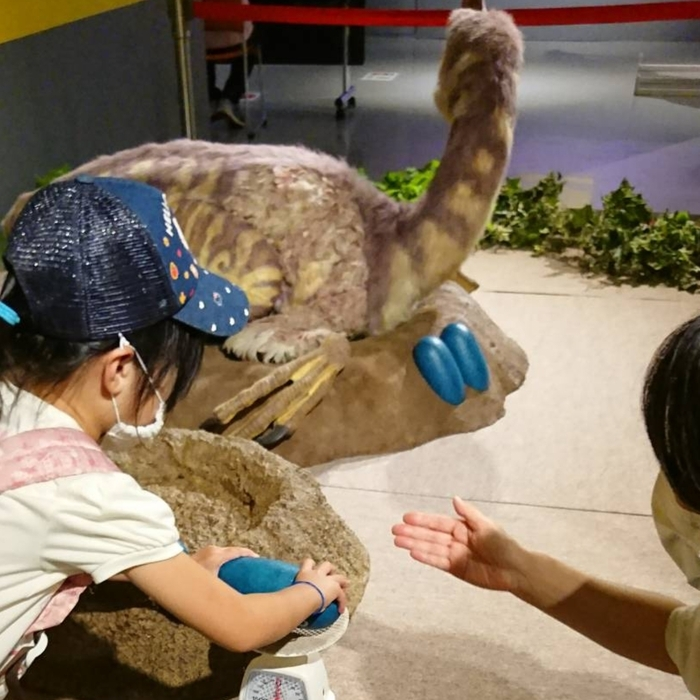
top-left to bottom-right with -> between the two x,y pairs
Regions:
418,220 -> 468,291
445,183 -> 491,225
434,51 -> 482,122
381,246 -> 419,331
473,149 -> 495,176
493,107 -> 515,152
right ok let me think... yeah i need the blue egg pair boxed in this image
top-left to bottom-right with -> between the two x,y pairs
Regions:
412,323 -> 490,405
218,557 -> 340,630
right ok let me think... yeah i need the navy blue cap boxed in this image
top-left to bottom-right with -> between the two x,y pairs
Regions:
2,176 -> 250,341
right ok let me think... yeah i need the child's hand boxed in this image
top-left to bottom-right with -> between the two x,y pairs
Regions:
295,559 -> 349,614
191,545 -> 259,576
392,496 -> 528,593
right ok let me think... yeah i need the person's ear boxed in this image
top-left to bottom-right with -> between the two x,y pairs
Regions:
101,346 -> 136,399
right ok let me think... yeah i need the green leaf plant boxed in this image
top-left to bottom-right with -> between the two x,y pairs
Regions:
374,162 -> 700,292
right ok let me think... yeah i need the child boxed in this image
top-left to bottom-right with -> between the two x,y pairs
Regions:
0,176 -> 347,699
393,315 -> 700,699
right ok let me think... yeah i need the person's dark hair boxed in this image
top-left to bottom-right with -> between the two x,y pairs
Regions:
0,275 -> 207,417
643,315 -> 700,512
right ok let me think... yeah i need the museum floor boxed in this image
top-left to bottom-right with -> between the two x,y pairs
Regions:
314,249 -> 700,699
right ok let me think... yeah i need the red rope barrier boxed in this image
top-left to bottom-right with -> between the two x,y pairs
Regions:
194,0 -> 700,26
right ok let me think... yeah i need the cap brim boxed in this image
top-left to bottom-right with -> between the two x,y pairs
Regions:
173,267 -> 249,338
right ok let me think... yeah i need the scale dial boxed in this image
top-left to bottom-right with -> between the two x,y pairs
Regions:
244,671 -> 309,700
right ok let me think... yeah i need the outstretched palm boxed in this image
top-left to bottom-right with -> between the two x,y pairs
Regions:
392,497 -> 524,592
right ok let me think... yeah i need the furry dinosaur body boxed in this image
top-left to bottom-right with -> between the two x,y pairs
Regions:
59,140 -> 384,362
3,8 -> 522,365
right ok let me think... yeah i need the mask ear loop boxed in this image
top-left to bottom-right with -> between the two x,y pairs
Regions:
0,275 -> 19,327
117,333 -> 165,404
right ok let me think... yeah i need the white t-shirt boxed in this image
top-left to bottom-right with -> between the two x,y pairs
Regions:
667,604 -> 700,698
0,383 -> 183,674
652,472 -> 700,698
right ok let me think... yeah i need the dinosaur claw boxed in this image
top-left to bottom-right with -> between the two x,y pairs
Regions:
255,423 -> 292,448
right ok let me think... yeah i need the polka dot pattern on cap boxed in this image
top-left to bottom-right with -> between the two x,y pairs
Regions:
153,195 -> 198,306
116,183 -> 250,338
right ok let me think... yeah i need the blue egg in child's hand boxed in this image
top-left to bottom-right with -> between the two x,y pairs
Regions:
219,557 -> 297,595
303,600 -> 341,629
218,557 -> 340,630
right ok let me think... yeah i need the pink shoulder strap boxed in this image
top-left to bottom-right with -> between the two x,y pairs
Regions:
0,427 -> 119,493
0,428 -> 120,637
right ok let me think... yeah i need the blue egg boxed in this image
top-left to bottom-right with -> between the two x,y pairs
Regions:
302,601 -> 341,630
413,336 -> 466,405
440,323 -> 490,392
219,557 -> 297,594
218,557 -> 340,630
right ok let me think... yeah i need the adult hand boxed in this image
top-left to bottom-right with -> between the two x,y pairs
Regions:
392,496 -> 527,593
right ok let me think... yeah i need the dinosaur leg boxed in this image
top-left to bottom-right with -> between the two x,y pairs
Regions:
452,269 -> 480,293
210,311 -> 352,446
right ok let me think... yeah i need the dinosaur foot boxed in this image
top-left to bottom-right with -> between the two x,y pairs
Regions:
210,334 -> 351,448
223,318 -> 337,363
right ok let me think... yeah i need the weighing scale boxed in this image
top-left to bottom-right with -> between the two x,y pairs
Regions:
239,610 -> 349,700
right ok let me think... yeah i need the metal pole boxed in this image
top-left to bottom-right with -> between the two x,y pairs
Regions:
168,0 -> 197,138
333,0 -> 355,119
343,24 -> 350,94
243,37 -> 251,136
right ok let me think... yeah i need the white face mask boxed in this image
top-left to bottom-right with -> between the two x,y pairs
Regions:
651,471 -> 700,589
103,335 -> 166,451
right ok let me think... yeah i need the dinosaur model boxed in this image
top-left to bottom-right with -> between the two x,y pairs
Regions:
3,7 -> 523,445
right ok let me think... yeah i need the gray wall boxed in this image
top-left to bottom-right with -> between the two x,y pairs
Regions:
368,0 -> 700,41
0,0 -> 211,218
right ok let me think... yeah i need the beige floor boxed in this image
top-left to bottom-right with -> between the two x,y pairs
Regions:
313,250 -> 700,699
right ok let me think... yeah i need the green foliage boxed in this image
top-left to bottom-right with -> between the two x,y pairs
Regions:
373,161 -> 700,293
374,160 -> 440,201
577,183 -> 700,290
483,173 -> 573,254
35,164 -> 72,188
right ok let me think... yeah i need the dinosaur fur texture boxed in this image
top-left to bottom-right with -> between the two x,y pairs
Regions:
2,8 -> 523,364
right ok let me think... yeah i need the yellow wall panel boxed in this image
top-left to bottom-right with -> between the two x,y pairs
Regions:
0,0 -> 146,45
